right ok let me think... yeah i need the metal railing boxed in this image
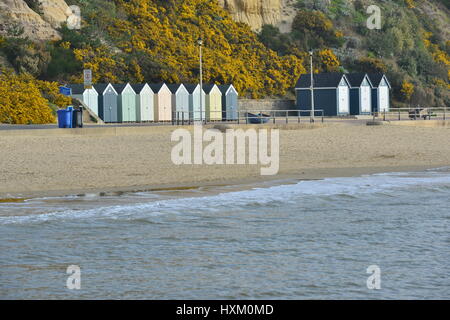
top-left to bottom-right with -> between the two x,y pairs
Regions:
98,107 -> 449,124
370,107 -> 448,122
171,110 -> 324,125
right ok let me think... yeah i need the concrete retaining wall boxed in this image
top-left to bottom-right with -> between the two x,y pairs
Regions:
0,126 -> 174,137
238,99 -> 296,112
388,120 -> 450,127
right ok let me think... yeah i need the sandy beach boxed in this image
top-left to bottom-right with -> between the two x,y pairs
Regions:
1,121 -> 449,198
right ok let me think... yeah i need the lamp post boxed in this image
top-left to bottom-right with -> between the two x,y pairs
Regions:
309,50 -> 315,123
198,37 -> 203,123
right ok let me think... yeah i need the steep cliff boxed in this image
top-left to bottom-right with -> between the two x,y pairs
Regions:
38,0 -> 70,28
0,0 -> 448,105
218,0 -> 297,32
0,0 -> 69,40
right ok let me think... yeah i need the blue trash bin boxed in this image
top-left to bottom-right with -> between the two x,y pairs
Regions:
57,108 -> 73,128
59,86 -> 72,96
67,106 -> 74,128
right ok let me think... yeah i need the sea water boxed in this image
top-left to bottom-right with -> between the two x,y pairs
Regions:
0,168 -> 449,299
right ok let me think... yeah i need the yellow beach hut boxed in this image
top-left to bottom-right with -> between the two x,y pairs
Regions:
203,84 -> 222,121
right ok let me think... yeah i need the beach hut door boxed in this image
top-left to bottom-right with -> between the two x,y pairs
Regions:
104,93 -> 114,122
338,82 -> 349,114
361,85 -> 371,114
379,83 -> 389,112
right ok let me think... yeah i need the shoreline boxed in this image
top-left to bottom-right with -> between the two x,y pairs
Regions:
0,165 -> 445,202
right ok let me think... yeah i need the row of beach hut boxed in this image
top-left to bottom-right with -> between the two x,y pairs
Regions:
68,83 -> 239,123
295,73 -> 391,116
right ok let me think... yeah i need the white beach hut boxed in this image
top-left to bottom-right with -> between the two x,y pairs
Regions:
68,84 -> 99,116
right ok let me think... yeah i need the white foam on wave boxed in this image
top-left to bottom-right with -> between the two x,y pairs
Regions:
1,169 -> 450,225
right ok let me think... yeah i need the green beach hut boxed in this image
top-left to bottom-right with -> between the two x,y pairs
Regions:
132,83 -> 154,122
185,84 -> 206,121
114,83 -> 137,123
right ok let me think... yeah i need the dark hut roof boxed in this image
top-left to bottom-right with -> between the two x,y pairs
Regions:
131,84 -> 146,93
367,73 -> 383,87
148,83 -> 165,93
67,84 -> 85,95
202,84 -> 217,94
112,84 -> 128,94
218,84 -> 232,94
93,83 -> 111,95
184,84 -> 199,94
368,73 -> 391,89
296,73 -> 347,88
166,84 -> 184,94
346,73 -> 370,87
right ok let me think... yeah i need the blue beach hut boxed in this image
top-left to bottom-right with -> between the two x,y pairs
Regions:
94,83 -> 119,123
168,84 -> 190,121
295,73 -> 350,116
218,84 -> 239,121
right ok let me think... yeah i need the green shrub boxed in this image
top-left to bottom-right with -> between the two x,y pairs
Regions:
291,9 -> 344,50
0,37 -> 50,76
258,25 -> 291,55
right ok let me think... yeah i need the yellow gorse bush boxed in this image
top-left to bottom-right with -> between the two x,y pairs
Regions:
405,0 -> 416,8
72,0 -> 306,98
317,49 -> 340,72
0,68 -> 71,124
423,31 -> 450,81
400,80 -> 414,101
433,78 -> 450,90
294,10 -> 333,33
35,79 -> 72,108
73,45 -> 125,83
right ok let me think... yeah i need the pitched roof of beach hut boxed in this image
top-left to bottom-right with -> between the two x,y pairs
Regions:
93,83 -> 118,95
93,83 -> 107,94
367,73 -> 391,89
346,73 -> 373,88
131,84 -> 147,94
148,83 -> 167,93
112,84 -> 128,94
184,84 -> 200,94
218,84 -> 238,95
166,84 -> 186,94
295,73 -> 349,89
67,84 -> 85,95
202,84 -> 220,94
